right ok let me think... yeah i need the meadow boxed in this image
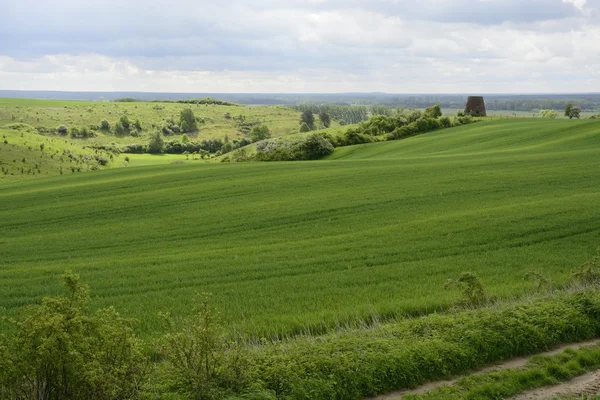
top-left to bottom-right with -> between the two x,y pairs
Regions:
0,97 -> 306,146
1,118 -> 600,339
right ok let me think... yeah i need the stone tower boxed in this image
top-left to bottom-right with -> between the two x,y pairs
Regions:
464,96 -> 487,117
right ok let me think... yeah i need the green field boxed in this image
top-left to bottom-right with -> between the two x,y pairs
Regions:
0,98 -> 306,145
1,118 -> 600,338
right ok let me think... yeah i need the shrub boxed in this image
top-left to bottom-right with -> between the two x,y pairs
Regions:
56,125 -> 68,135
300,133 -> 334,159
100,119 -> 111,131
249,125 -> 271,142
121,144 -> 146,154
181,134 -> 190,144
147,130 -> 165,154
159,296 -> 249,399
119,115 -> 131,131
114,121 -> 126,135
180,108 -> 198,133
424,104 -> 442,119
0,272 -> 148,399
299,122 -> 311,133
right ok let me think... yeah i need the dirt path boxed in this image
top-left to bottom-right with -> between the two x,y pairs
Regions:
510,370 -> 600,399
368,338 -> 600,400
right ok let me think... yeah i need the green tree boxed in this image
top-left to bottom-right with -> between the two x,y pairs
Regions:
114,121 -> 125,135
119,115 -> 131,131
100,119 -> 110,131
134,119 -> 142,131
424,104 -> 442,119
319,112 -> 331,128
181,134 -> 190,144
568,106 -> 581,119
299,122 -> 311,133
180,108 -> 198,133
0,272 -> 147,399
147,130 -> 165,154
249,125 -> 271,142
300,110 -> 315,129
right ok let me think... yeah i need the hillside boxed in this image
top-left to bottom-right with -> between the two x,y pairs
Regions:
0,123 -> 117,181
0,97 -> 310,146
2,118 -> 599,338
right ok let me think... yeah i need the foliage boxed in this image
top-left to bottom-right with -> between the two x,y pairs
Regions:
114,121 -> 126,135
540,109 -> 558,119
147,130 -> 165,154
444,272 -> 487,306
572,250 -> 600,286
299,110 -> 315,129
299,122 -> 311,133
319,112 -> 331,128
180,108 -> 198,133
119,115 -> 131,131
254,134 -> 334,161
0,272 -> 147,399
424,104 -> 442,119
565,104 -> 582,119
249,125 -> 271,142
159,296 -> 249,399
100,119 -> 110,130
404,344 -> 600,400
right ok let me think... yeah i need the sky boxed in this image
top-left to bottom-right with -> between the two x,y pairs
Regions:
0,0 -> 599,93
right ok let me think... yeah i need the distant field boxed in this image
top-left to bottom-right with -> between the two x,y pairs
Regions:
442,108 -> 598,119
0,98 -> 307,145
2,118 -> 600,338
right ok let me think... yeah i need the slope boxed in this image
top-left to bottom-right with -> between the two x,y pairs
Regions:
1,118 -> 600,338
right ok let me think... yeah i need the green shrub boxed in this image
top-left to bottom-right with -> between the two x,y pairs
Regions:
147,130 -> 165,154
0,272 -> 148,399
100,119 -> 110,131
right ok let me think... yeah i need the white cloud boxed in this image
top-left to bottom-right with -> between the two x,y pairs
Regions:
0,0 -> 599,92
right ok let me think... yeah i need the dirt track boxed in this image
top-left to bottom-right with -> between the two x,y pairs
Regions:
369,338 -> 600,400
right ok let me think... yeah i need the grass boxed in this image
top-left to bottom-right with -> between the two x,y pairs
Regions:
0,98 -> 324,146
1,118 -> 600,339
0,124 -> 115,181
403,343 -> 600,400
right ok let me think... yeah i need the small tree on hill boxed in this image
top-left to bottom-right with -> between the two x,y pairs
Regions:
249,125 -> 271,142
300,110 -> 315,130
424,104 -> 442,119
100,119 -> 111,131
540,110 -> 558,119
119,115 -> 131,131
319,112 -> 331,128
147,130 -> 165,154
569,106 -> 581,119
180,108 -> 198,133
299,122 -> 311,133
114,121 -> 126,136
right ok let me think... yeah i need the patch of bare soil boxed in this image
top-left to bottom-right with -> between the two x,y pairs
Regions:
368,338 -> 600,400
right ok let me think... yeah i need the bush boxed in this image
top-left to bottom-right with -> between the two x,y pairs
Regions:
424,104 -> 442,119
114,121 -> 126,135
121,144 -> 146,154
249,125 -> 271,142
0,272 -> 148,399
180,108 -> 198,133
56,125 -> 68,135
299,122 -> 311,133
159,296 -> 249,399
147,130 -> 165,154
300,133 -> 334,159
100,119 -> 110,131
119,115 -> 131,131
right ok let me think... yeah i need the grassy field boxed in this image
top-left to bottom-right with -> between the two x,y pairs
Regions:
1,118 -> 600,338
0,98 -> 309,145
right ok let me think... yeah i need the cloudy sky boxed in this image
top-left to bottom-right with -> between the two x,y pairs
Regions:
0,0 -> 599,93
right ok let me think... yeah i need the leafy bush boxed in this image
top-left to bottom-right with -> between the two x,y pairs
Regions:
250,125 -> 271,142
56,125 -> 68,135
0,272 -> 148,399
100,119 -> 111,131
300,133 -> 334,159
147,130 -> 165,154
299,122 -> 311,133
424,104 -> 442,119
180,108 -> 198,133
121,144 -> 146,154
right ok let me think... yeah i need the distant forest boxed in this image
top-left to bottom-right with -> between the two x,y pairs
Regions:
1,90 -> 599,111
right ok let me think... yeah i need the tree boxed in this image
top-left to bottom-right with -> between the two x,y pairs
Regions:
300,110 -> 315,129
568,106 -> 581,119
180,108 -> 198,133
181,134 -> 190,144
147,130 -> 165,154
134,119 -> 142,131
299,122 -> 311,133
319,112 -> 331,128
100,119 -> 110,131
424,104 -> 442,119
565,104 -> 573,117
249,125 -> 271,142
119,115 -> 131,131
114,121 -> 125,135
